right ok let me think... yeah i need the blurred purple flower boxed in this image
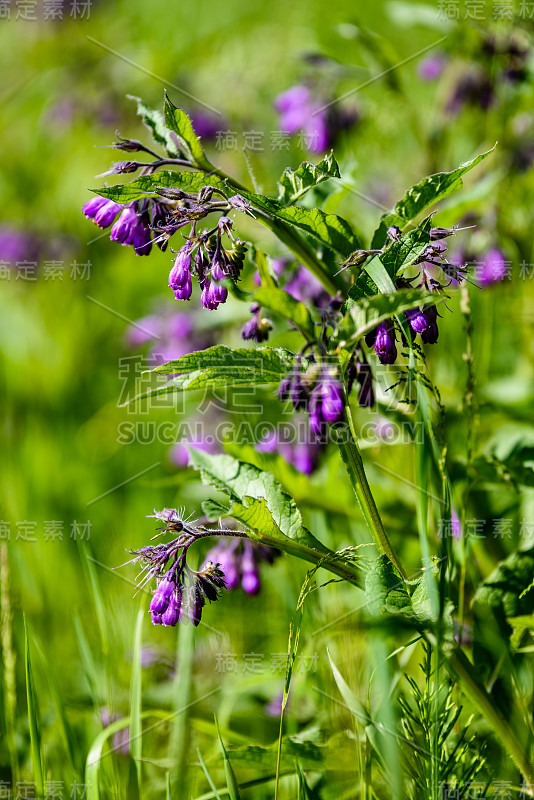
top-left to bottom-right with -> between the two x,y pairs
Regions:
169,436 -> 219,468
203,537 -> 279,596
479,248 -> 508,285
0,227 -> 40,265
190,110 -> 226,141
417,54 -> 447,81
99,709 -> 130,755
275,84 -> 357,153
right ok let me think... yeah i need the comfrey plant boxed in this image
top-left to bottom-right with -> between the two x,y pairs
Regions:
83,93 -> 534,793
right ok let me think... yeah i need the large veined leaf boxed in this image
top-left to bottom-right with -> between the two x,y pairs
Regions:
277,152 -> 341,205
91,169 -> 229,204
127,95 -> 180,157
125,346 -> 295,404
221,739 -> 325,771
189,449 -> 329,554
371,146 -> 496,247
257,198 -> 360,257
365,555 -> 411,616
473,548 -> 534,621
187,450 -> 363,583
379,216 -> 433,277
163,91 -> 214,170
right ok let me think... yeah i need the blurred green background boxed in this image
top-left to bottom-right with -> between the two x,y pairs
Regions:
1,0 -> 534,797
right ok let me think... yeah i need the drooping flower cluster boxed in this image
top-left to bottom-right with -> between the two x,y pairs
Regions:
278,360 -> 345,439
82,195 -> 167,256
202,537 -> 279,596
358,224 -> 477,368
131,509 -> 247,628
168,217 -> 247,310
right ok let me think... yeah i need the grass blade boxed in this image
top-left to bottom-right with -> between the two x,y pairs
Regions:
215,717 -> 242,800
197,747 -> 222,800
129,604 -> 145,789
24,618 -> 44,799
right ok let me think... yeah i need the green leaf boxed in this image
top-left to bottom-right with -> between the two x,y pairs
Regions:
264,200 -> 360,257
163,91 -> 214,169
365,555 -> 411,616
188,449 -> 333,562
153,345 -> 295,379
296,762 -> 321,799
253,286 -> 316,339
226,739 -> 325,771
277,152 -> 341,205
453,453 -> 534,489
92,169 -> 228,204
473,548 -> 534,621
372,146 -> 496,246
379,216 -> 433,277
126,346 -> 296,404
127,95 -> 180,157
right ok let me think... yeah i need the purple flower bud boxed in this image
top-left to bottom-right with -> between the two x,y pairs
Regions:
188,587 -> 204,626
217,549 -> 240,591
373,320 -> 397,365
150,612 -> 162,625
173,273 -> 193,301
320,376 -> 344,423
201,282 -> 220,310
82,195 -> 109,220
420,305 -> 439,344
308,389 -> 326,438
169,248 -> 192,291
242,305 -> 272,342
110,206 -> 139,244
149,578 -> 174,615
257,429 -> 279,454
211,261 -> 225,283
212,283 -> 228,304
93,199 -> 123,229
161,593 -> 182,627
405,307 -> 429,335
291,375 -> 309,411
132,223 -> 152,256
292,442 -> 319,475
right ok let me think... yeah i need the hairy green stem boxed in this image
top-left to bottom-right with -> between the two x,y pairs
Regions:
335,405 -> 406,579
